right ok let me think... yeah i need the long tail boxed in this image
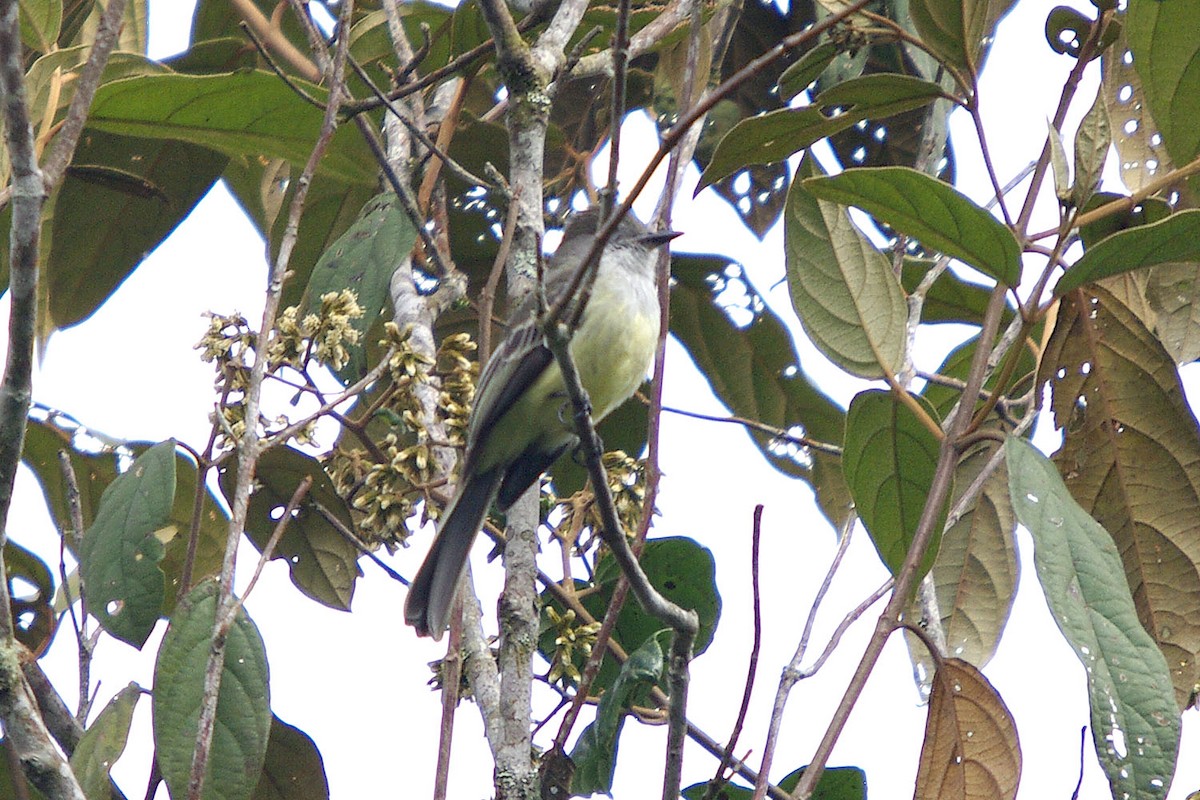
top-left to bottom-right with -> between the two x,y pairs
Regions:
405,469 -> 502,639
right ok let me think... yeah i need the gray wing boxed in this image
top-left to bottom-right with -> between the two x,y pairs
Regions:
464,266 -> 580,467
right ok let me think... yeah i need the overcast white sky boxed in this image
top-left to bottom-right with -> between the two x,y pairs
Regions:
3,1 -> 1199,799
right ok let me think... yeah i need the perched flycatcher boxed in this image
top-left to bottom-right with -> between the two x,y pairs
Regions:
405,208 -> 679,638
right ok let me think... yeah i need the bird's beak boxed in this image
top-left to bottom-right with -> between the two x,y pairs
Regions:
640,229 -> 683,248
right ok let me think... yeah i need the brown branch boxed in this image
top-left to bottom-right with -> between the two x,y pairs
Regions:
185,4 -> 354,798
230,0 -> 320,82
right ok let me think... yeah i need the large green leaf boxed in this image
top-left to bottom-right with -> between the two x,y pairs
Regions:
18,0 -> 62,52
923,439 -> 1017,668
1127,0 -> 1200,166
71,682 -> 140,800
1055,210 -> 1200,295
698,74 -> 948,189
45,132 -> 227,332
154,579 -> 271,800
669,253 -> 851,528
908,0 -> 1017,74
80,440 -> 176,648
85,72 -> 378,186
1006,437 -> 1180,800
1040,286 -> 1200,708
304,192 -> 417,384
570,632 -> 666,797
785,159 -> 908,379
843,390 -> 945,579
803,166 -> 1021,286
253,717 -> 329,800
220,447 -> 361,611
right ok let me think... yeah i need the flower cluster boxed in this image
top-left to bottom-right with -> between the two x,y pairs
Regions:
544,606 -> 601,687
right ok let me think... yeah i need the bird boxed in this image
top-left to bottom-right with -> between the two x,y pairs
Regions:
404,208 -> 680,639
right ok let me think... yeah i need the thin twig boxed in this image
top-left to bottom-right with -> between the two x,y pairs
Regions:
232,476 -> 313,609
186,5 -> 355,799
703,506 -> 764,800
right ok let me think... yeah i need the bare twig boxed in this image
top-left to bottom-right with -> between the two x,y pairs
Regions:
703,506 -> 764,800
185,5 -> 355,799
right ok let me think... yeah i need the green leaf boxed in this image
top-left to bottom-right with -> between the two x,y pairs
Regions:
843,390 -> 945,579
682,765 -> 866,799
669,254 -> 852,527
803,166 -> 1021,286
777,41 -> 838,100
570,632 -> 666,797
46,132 -> 227,332
220,447 -> 361,611
71,682 -> 141,800
785,159 -> 908,378
1073,85 -> 1112,208
1102,25 -> 1175,194
1039,286 -> 1200,707
19,417 -> 121,541
1055,210 -> 1200,294
304,193 -> 416,384
697,74 -> 947,189
1045,5 -> 1092,57
1127,0 -> 1200,166
253,717 -> 329,800
1047,119 -> 1071,201
1144,261 -> 1200,364
159,453 -> 228,614
18,0 -> 62,51
539,537 -> 720,695
154,578 -> 271,800
909,0 -> 1017,73
1006,437 -> 1180,800
80,440 -> 176,648
925,439 -> 1017,667
7,540 -> 58,655
86,71 -> 377,186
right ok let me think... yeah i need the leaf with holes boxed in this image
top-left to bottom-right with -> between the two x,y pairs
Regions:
220,446 -> 361,611
843,390 -> 945,580
1007,436 -> 1181,798
1039,285 -> 1200,708
804,166 -> 1021,286
1102,25 -> 1174,193
154,579 -> 270,800
785,158 -> 907,378
80,440 -> 176,648
1056,210 -> 1200,294
1127,0 -> 1200,166
914,658 -> 1021,799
